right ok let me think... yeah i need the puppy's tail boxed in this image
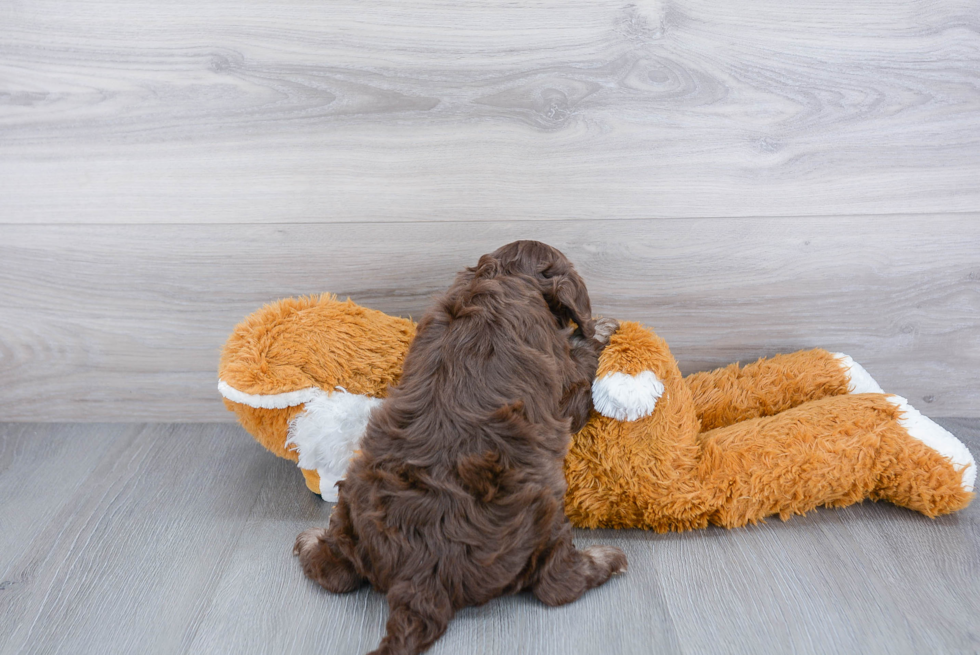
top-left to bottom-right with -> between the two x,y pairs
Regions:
374,578 -> 454,655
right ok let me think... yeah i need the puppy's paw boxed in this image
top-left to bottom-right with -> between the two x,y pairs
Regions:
294,527 -> 364,593
586,545 -> 628,575
294,527 -> 329,557
593,317 -> 620,346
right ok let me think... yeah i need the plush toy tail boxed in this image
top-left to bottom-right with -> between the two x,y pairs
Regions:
697,394 -> 974,529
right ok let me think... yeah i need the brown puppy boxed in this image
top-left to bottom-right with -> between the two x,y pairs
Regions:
294,241 -> 626,655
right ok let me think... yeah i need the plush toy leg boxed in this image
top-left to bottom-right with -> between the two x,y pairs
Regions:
300,468 -> 321,495
285,389 -> 383,503
685,349 -> 879,431
696,394 -> 975,529
566,377 -> 705,531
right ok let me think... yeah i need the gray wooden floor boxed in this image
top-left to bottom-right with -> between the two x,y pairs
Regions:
2,421 -> 978,655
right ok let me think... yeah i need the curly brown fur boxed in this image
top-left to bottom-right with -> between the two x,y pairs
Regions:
294,241 -> 626,655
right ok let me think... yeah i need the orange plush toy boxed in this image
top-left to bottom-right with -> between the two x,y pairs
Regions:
219,294 -> 975,530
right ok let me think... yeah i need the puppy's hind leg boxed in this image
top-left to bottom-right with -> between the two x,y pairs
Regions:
293,526 -> 364,594
370,578 -> 454,655
531,530 -> 627,607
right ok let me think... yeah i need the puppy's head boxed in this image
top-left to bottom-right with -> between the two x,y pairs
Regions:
480,240 -> 595,339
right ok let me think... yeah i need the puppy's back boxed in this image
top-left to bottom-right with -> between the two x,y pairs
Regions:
343,267 -> 574,602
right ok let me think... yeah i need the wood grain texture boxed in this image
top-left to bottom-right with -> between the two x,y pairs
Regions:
2,216 -> 979,421
0,421 -> 978,654
0,425 -> 128,583
2,0 -> 979,224
4,215 -> 980,421
0,424 -> 277,655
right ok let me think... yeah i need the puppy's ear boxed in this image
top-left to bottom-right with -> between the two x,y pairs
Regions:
473,254 -> 502,279
541,261 -> 595,340
489,240 -> 596,338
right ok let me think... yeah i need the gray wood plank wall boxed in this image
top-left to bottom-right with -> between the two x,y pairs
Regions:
1,0 -> 979,421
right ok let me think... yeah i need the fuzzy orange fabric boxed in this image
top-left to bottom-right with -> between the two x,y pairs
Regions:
685,349 -> 852,431
569,392 -> 972,531
300,467 -> 322,494
226,401 -> 307,462
219,299 -> 974,528
567,322 -> 703,529
219,294 -> 414,461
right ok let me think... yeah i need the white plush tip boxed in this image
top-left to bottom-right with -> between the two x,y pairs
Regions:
887,395 -> 976,493
285,388 -> 383,501
832,353 -> 884,394
592,371 -> 665,422
218,380 -> 322,409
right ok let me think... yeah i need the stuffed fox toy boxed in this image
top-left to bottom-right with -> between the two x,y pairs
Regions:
219,294 -> 975,531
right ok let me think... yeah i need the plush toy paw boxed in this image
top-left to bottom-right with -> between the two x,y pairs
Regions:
592,371 -> 665,422
590,321 -> 667,422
